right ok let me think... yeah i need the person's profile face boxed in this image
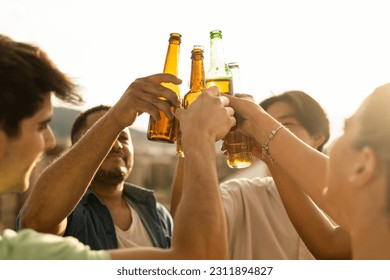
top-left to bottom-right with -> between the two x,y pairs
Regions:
324,112 -> 362,228
0,93 -> 55,193
266,101 -> 319,149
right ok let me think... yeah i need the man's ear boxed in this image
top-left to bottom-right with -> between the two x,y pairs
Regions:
348,146 -> 378,187
312,134 -> 326,150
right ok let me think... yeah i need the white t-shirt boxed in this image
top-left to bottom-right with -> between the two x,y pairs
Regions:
115,205 -> 154,248
221,176 -> 315,260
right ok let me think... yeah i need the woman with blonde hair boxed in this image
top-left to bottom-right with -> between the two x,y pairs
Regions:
227,83 -> 390,259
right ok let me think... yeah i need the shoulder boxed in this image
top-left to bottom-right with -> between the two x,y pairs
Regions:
220,176 -> 275,194
220,176 -> 277,211
0,229 -> 110,260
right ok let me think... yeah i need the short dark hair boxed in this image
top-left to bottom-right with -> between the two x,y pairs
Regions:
260,90 -> 330,152
0,34 -> 83,137
71,105 -> 111,144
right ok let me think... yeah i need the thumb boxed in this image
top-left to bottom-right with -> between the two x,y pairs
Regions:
174,107 -> 185,121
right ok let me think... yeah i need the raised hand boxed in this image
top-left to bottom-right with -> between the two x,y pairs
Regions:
110,73 -> 182,129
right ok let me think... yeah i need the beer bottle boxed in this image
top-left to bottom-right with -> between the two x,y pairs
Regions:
147,33 -> 181,143
205,30 -> 252,168
205,30 -> 233,94
176,45 -> 206,156
226,62 -> 253,168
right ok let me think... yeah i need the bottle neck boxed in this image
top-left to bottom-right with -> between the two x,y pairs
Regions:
207,37 -> 231,79
189,53 -> 205,91
210,37 -> 225,65
229,65 -> 243,94
162,36 -> 181,97
163,42 -> 180,75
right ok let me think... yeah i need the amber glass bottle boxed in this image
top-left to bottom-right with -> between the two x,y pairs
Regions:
206,30 -> 252,168
176,45 -> 206,156
147,33 -> 181,143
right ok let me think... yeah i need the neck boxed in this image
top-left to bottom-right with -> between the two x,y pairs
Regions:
351,180 -> 390,259
90,181 -> 125,204
351,213 -> 390,259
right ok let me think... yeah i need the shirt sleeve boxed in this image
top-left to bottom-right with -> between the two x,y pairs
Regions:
220,179 -> 246,234
0,229 -> 111,260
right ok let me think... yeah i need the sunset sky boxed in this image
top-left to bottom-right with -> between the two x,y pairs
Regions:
2,0 -> 390,143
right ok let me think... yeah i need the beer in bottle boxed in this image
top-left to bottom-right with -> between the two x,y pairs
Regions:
147,33 -> 181,143
205,30 -> 252,168
176,45 -> 206,156
226,62 -> 253,168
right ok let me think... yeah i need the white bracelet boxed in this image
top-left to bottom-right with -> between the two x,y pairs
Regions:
261,125 -> 284,163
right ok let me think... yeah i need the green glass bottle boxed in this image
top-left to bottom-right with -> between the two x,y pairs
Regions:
206,30 -> 252,168
205,30 -> 233,94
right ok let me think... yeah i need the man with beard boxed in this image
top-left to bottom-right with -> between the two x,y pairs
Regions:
18,105 -> 172,250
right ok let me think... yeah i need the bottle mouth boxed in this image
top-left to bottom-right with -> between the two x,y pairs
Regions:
210,30 -> 222,34
193,45 -> 204,50
210,30 -> 222,39
228,62 -> 239,69
169,33 -> 182,42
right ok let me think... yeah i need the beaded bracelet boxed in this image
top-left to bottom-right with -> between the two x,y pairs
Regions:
261,125 -> 284,163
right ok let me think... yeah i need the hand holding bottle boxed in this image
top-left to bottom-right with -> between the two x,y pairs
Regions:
176,86 -> 236,147
148,33 -> 182,143
224,94 -> 270,141
109,73 -> 181,130
205,29 -> 252,168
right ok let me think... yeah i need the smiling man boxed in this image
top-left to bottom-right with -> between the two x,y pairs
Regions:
18,105 -> 173,250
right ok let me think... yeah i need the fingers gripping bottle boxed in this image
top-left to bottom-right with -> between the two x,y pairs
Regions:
226,62 -> 253,168
176,45 -> 206,156
205,30 -> 252,168
147,33 -> 181,143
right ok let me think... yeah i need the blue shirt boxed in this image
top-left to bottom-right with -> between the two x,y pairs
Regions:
63,183 -> 173,250
15,182 -> 173,251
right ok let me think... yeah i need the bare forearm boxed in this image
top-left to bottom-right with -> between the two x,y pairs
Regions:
113,139 -> 228,260
251,113 -> 329,211
269,165 -> 351,259
20,114 -> 123,234
170,156 -> 184,218
172,137 -> 228,259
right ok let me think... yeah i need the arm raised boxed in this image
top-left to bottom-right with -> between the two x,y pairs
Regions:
19,74 -> 181,235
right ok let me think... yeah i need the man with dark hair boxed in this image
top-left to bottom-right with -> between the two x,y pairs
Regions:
18,104 -> 173,250
259,90 -> 330,151
0,34 -> 233,260
218,90 -> 332,259
0,34 -> 82,194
